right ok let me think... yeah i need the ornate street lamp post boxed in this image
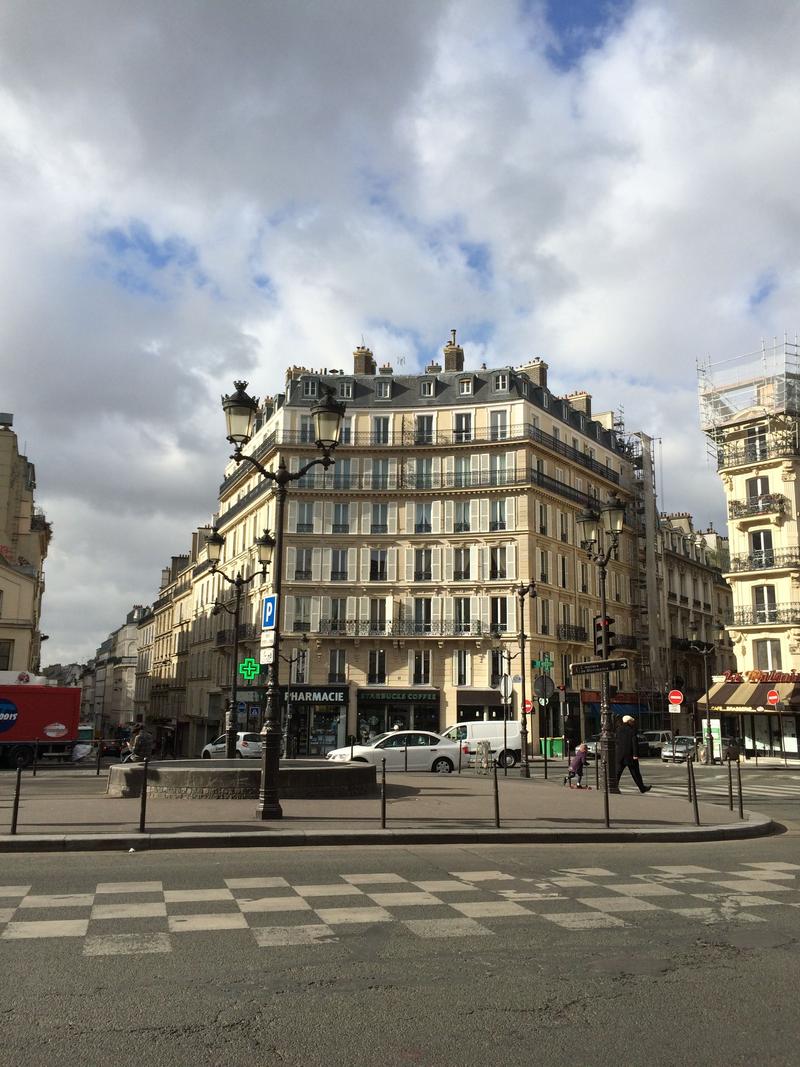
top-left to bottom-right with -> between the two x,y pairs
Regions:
689,619 -> 725,765
206,527 -> 275,757
221,380 -> 345,818
576,493 -> 626,793
515,580 -> 537,779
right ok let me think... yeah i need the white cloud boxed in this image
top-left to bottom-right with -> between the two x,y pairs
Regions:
1,0 -> 797,661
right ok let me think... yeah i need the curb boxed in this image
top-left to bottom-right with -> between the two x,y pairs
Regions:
0,811 -> 777,852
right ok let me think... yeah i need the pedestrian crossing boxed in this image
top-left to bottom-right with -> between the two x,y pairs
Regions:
2,861 -> 799,956
652,773 -> 800,801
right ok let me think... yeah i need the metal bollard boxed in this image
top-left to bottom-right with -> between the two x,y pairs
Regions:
727,758 -> 734,811
736,759 -> 744,820
689,759 -> 700,826
96,740 -> 103,776
687,756 -> 694,804
543,738 -> 548,781
350,737 -> 354,761
404,743 -> 408,773
10,764 -> 23,835
380,758 -> 386,828
138,758 -> 149,834
602,758 -> 610,829
457,743 -> 462,775
492,759 -> 500,828
32,741 -> 39,778
595,751 -> 600,789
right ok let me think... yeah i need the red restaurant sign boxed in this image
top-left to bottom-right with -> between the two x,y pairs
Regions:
723,669 -> 800,684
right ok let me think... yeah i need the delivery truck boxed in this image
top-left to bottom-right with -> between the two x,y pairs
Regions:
0,677 -> 81,767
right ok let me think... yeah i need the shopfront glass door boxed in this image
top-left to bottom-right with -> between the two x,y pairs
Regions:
309,709 -> 342,756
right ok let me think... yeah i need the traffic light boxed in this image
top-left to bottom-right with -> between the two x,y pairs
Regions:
593,616 -> 616,657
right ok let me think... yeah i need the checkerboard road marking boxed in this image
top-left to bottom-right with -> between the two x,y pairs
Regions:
84,933 -> 171,956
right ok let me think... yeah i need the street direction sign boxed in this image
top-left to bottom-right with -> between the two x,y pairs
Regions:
500,674 -> 513,701
569,659 -> 629,676
533,675 -> 555,698
262,595 -> 277,630
767,689 -> 780,706
668,689 -> 683,705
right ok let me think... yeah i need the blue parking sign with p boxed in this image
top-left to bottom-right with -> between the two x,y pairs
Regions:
262,595 -> 277,630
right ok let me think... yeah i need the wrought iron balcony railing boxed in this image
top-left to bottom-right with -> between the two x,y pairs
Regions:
728,547 -> 800,572
556,625 -> 588,643
728,495 -> 788,519
730,603 -> 800,626
717,437 -> 800,470
317,618 -> 488,637
215,623 -> 259,646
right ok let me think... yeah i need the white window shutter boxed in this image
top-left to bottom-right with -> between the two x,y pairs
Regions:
311,547 -> 322,582
444,500 -> 454,533
443,596 -> 454,626
283,595 -> 295,629
287,500 -> 297,531
407,458 -> 416,485
405,548 -> 414,583
470,545 -> 479,581
506,595 -> 516,628
403,596 -> 413,624
287,547 -> 296,577
506,450 -> 516,478
388,502 -> 398,534
470,499 -> 480,530
432,456 -> 442,483
360,548 -> 370,583
432,500 -> 441,534
480,454 -> 490,484
346,596 -> 356,620
406,501 -> 415,533
322,501 -> 332,534
321,596 -> 331,621
431,546 -> 442,582
507,496 -> 516,530
445,456 -> 455,485
322,547 -> 331,578
359,596 -> 369,621
444,546 -> 454,582
408,649 -> 415,684
470,595 -> 480,629
479,499 -> 489,532
470,454 -> 480,478
362,464 -> 372,490
432,596 -> 442,630
480,546 -> 489,581
313,501 -> 323,533
347,547 -> 358,579
386,597 -> 394,626
361,502 -> 371,534
311,597 -> 321,633
387,547 -> 397,582
507,542 -> 517,580
388,457 -> 397,489
452,651 -> 459,686
480,596 -> 490,630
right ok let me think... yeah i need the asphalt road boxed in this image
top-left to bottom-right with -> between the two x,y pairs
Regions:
2,833 -> 800,1067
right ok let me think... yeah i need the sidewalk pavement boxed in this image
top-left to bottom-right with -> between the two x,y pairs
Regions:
0,766 -> 775,852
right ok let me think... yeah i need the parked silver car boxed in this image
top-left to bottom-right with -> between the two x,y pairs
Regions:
661,735 -> 698,763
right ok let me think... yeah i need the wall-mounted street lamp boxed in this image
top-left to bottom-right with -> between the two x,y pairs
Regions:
207,527 -> 275,757
221,380 -> 345,818
688,618 -> 725,765
576,493 -> 626,792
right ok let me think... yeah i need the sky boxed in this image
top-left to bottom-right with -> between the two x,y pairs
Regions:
2,0 -> 799,665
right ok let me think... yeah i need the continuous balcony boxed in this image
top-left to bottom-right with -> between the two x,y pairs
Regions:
556,624 -> 588,643
728,495 -> 788,520
317,619 -> 491,637
717,438 -> 800,470
730,603 -> 800,627
728,547 -> 800,573
215,623 -> 259,646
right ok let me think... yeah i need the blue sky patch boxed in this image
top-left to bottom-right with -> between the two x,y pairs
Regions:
91,219 -> 207,298
748,271 -> 777,310
528,0 -> 634,71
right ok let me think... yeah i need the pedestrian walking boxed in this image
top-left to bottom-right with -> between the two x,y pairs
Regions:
615,715 -> 651,793
128,723 -> 154,763
563,743 -> 588,788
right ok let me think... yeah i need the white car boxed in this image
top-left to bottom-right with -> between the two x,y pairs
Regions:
327,730 -> 461,773
201,732 -> 263,759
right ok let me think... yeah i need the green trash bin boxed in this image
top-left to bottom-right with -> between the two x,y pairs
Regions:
541,737 -> 564,758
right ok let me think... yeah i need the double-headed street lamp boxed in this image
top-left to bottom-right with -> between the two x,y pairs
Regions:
576,493 -> 626,793
221,380 -> 346,819
206,527 -> 275,758
515,580 -> 537,779
688,619 -> 725,765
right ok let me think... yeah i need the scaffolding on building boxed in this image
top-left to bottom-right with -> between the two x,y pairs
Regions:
698,336 -> 800,442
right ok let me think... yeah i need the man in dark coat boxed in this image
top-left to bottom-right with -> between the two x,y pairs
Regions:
615,715 -> 651,793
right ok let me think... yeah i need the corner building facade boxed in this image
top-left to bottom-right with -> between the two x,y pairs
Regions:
216,335 -> 640,755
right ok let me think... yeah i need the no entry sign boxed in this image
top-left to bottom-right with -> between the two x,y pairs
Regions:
668,689 -> 683,705
767,689 -> 780,706
523,699 -> 533,714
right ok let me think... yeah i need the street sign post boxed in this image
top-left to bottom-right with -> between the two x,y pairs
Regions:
767,689 -> 780,706
569,659 -> 629,676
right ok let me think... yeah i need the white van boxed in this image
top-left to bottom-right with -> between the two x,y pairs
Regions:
442,721 -> 522,768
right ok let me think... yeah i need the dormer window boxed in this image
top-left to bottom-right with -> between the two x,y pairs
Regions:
458,378 -> 473,396
493,373 -> 509,391
375,379 -> 392,399
420,379 -> 434,398
338,379 -> 353,399
542,393 -> 549,409
302,379 -> 318,398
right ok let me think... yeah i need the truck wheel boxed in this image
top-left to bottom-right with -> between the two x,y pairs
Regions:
9,746 -> 34,768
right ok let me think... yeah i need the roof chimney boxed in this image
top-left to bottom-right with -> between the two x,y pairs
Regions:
379,363 -> 393,375
353,345 -> 376,375
565,391 -> 592,418
443,328 -> 464,372
519,357 -> 548,390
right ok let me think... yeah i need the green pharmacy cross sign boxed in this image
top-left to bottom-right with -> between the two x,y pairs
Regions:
238,657 -> 261,681
532,657 -> 554,671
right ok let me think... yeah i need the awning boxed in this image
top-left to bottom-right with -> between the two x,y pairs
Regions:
457,689 -> 502,707
697,680 -> 800,711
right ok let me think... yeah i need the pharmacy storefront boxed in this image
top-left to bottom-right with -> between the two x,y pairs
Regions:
285,685 -> 348,757
356,688 -> 440,740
